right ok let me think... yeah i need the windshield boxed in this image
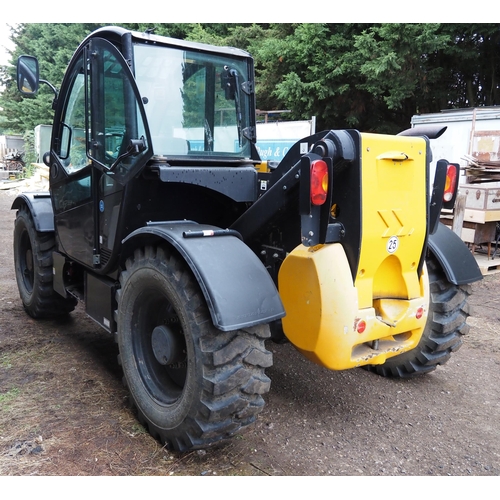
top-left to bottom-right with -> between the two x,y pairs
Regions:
133,43 -> 253,159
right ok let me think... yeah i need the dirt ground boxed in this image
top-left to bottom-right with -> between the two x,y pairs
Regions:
0,182 -> 499,478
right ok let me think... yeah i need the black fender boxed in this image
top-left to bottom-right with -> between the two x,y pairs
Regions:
11,192 -> 54,232
122,221 -> 286,332
427,222 -> 483,285
398,125 -> 447,140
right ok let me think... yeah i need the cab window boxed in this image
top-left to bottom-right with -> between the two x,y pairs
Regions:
57,53 -> 89,173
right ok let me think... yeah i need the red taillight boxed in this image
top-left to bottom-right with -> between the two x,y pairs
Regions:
310,160 -> 329,206
443,164 -> 457,202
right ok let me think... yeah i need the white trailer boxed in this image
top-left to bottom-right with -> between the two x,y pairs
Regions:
412,108 -> 500,263
411,107 -> 500,185
0,134 -> 24,162
34,125 -> 52,163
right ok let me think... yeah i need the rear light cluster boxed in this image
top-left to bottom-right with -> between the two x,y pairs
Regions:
443,164 -> 457,202
310,159 -> 329,205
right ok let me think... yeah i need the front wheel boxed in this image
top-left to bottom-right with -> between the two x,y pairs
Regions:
367,254 -> 471,378
116,245 -> 273,451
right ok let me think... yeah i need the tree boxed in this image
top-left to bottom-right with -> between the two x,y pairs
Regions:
0,24 -> 103,133
352,23 -> 451,130
437,24 -> 500,108
253,24 -> 393,131
2,23 -> 500,137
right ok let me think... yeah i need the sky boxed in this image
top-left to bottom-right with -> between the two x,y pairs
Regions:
0,23 -> 14,66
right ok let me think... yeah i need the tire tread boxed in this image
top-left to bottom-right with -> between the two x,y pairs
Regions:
14,205 -> 76,318
367,255 -> 471,378
116,244 -> 272,451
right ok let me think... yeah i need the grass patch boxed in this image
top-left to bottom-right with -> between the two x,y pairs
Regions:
0,387 -> 20,408
130,423 -> 148,436
0,355 -> 12,369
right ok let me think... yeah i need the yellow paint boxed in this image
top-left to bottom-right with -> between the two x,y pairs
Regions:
255,161 -> 269,173
356,133 -> 427,309
279,243 -> 429,370
278,132 -> 430,371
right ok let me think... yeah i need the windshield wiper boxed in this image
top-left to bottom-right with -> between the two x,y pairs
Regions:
204,119 -> 214,151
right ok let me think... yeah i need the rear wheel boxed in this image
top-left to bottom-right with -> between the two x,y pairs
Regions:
13,205 -> 76,318
367,254 -> 471,378
116,245 -> 273,451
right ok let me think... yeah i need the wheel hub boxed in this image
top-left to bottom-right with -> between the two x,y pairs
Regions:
151,325 -> 184,366
25,248 -> 33,271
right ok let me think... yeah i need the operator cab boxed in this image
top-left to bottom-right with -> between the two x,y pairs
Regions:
17,26 -> 260,171
16,27 -> 261,272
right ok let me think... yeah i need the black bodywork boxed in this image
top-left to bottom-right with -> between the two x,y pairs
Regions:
12,26 -> 482,336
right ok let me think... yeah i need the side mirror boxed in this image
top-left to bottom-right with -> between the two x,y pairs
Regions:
17,55 -> 40,95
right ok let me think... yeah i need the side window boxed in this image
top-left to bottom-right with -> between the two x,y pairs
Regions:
89,38 -> 150,182
91,48 -> 127,168
58,54 -> 89,173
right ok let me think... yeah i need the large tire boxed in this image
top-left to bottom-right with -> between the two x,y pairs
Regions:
13,205 -> 77,318
116,245 -> 273,452
366,254 -> 471,378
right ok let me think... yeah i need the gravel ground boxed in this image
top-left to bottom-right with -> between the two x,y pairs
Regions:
0,181 -> 499,481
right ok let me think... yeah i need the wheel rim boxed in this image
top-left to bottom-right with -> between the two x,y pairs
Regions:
132,289 -> 188,405
19,229 -> 34,293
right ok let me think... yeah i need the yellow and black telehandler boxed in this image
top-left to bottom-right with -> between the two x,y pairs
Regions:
12,26 -> 482,451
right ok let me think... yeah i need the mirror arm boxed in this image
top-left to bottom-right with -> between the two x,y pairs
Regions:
39,79 -> 59,109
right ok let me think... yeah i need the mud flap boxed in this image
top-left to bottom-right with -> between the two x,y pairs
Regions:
427,223 -> 483,285
11,192 -> 54,232
123,221 -> 285,332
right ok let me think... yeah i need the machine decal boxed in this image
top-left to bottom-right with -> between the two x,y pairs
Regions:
387,235 -> 399,254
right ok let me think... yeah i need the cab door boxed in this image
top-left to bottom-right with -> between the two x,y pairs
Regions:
50,37 -> 152,268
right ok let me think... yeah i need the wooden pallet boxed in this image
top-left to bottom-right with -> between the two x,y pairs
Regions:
474,253 -> 500,275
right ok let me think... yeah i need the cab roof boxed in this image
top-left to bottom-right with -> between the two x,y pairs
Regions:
82,25 -> 253,60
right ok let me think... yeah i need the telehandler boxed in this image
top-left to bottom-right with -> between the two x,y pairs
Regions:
12,26 -> 482,451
